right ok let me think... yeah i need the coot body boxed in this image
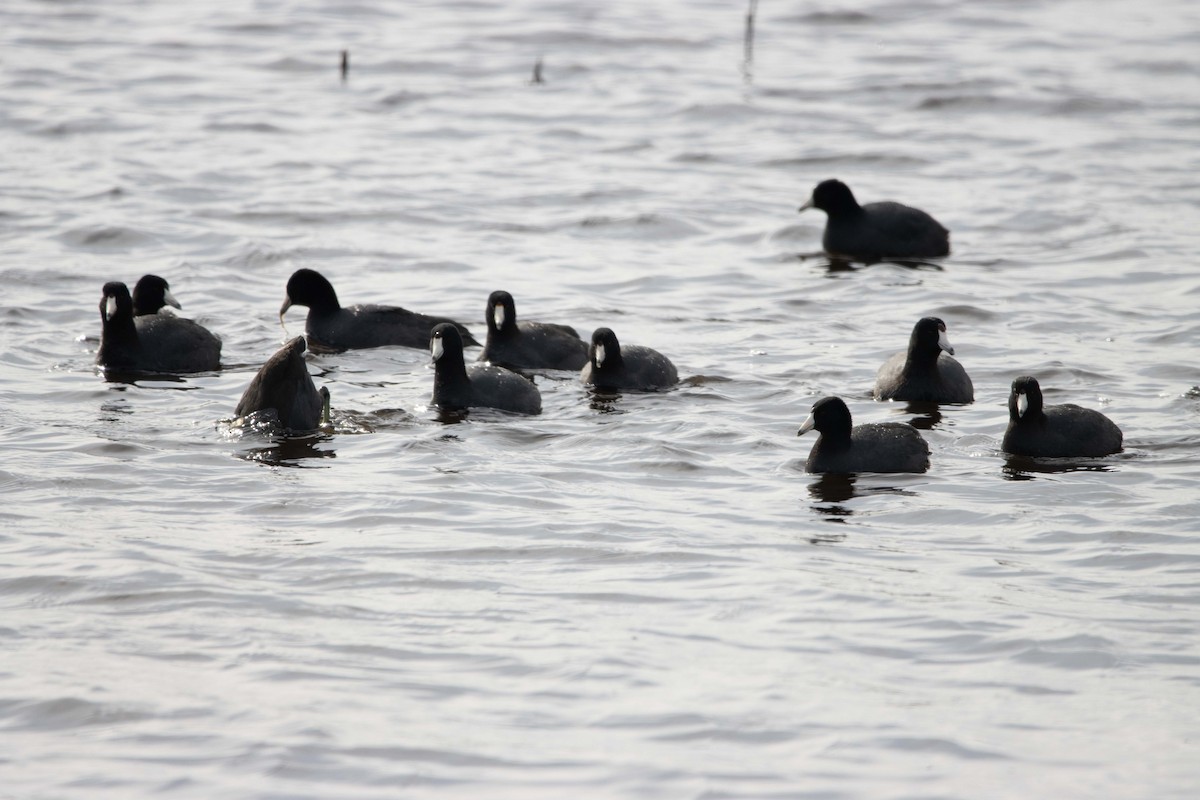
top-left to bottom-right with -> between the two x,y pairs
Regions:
798,396 -> 929,474
1002,376 -> 1123,458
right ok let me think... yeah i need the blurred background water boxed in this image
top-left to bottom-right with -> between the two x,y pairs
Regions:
2,0 -> 1199,797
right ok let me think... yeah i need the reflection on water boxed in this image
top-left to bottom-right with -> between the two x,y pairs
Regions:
809,473 -> 858,504
235,435 -> 337,467
807,473 -> 923,521
1002,454 -> 1116,481
903,401 -> 944,430
434,408 -> 470,425
100,369 -> 196,387
806,255 -> 947,274
587,389 -> 626,414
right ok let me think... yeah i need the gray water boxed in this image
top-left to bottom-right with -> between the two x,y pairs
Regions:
3,0 -> 1200,797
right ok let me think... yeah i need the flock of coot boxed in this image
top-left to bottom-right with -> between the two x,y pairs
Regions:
93,179 -> 1124,473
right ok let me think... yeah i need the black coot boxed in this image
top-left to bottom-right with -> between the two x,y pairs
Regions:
96,281 -> 221,374
234,336 -> 329,432
797,396 -> 929,473
430,323 -> 541,415
1002,376 -> 1123,457
280,268 -> 477,352
477,290 -> 587,371
799,179 -> 950,260
579,328 -> 678,391
132,274 -> 181,316
874,317 -> 974,403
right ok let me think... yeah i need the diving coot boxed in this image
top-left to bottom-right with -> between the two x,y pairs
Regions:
234,336 -> 329,432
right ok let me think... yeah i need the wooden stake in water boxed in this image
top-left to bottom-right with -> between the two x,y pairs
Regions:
742,0 -> 759,84
531,57 -> 544,85
340,50 -> 349,82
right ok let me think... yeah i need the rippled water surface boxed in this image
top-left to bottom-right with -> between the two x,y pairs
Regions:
3,0 -> 1200,797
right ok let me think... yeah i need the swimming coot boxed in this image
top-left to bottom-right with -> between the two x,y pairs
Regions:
234,336 -> 329,432
799,178 -> 950,260
579,327 -> 678,392
131,274 -> 181,316
1002,376 -> 1123,458
280,268 -> 478,352
874,317 -> 974,403
96,281 -> 222,374
797,396 -> 930,473
430,323 -> 541,415
477,290 -> 588,371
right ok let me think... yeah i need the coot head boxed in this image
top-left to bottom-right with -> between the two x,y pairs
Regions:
486,290 -> 518,336
132,275 -> 181,316
281,268 -> 341,320
588,327 -> 623,370
912,316 -> 954,357
797,396 -> 853,443
799,179 -> 861,216
1009,376 -> 1044,420
100,281 -> 135,323
431,322 -> 466,366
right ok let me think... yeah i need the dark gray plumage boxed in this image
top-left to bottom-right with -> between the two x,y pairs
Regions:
874,317 -> 974,403
799,178 -> 950,260
132,274 -> 181,316
430,323 -> 541,415
96,281 -> 221,374
797,396 -> 929,474
280,268 -> 478,352
235,336 -> 329,432
1002,376 -> 1123,458
477,290 -> 587,371
579,327 -> 678,392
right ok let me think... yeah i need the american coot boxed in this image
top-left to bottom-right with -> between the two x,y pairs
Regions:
874,317 -> 974,403
234,336 -> 330,432
477,290 -> 588,371
96,281 -> 222,374
580,327 -> 678,391
280,268 -> 478,352
797,396 -> 930,474
132,274 -> 181,316
430,323 -> 542,415
1002,376 -> 1123,458
799,178 -> 950,260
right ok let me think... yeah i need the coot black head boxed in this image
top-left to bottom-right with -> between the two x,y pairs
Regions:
797,396 -> 853,445
431,322 -> 466,369
800,179 -> 860,216
589,327 -> 623,370
132,275 -> 181,316
486,290 -> 518,336
281,268 -> 341,319
912,316 -> 953,358
1009,376 -> 1044,421
101,281 -> 135,324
